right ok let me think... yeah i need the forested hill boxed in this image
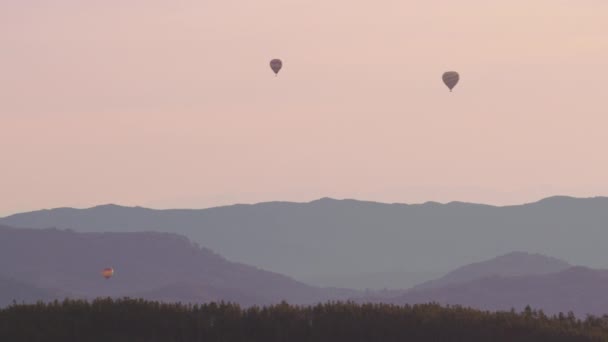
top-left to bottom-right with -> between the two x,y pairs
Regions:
412,251 -> 571,290
0,225 -> 353,305
1,299 -> 607,342
391,266 -> 608,317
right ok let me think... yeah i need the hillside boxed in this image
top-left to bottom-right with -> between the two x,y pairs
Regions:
0,276 -> 64,307
0,225 -> 354,306
412,252 -> 571,290
3,196 -> 608,289
390,266 -> 608,317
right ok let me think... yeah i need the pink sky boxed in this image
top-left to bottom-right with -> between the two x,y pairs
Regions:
1,0 -> 607,215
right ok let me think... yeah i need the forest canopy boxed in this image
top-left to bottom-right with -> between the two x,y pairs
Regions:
2,298 -> 608,342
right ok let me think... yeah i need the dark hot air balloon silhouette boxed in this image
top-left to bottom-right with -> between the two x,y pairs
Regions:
101,267 -> 114,280
442,71 -> 460,92
270,59 -> 282,76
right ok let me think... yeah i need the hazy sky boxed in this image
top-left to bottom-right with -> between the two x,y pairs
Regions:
1,0 -> 607,215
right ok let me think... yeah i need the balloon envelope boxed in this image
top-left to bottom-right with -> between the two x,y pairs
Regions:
442,71 -> 460,91
102,268 -> 114,279
270,59 -> 282,75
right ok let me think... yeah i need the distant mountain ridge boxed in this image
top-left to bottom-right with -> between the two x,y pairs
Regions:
352,252 -> 608,317
412,251 -> 571,291
388,266 -> 608,317
0,225 -> 355,307
3,196 -> 608,289
3,222 -> 608,317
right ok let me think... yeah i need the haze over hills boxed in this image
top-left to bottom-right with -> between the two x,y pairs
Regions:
351,252 -> 608,317
124,283 -> 263,307
0,225 -> 355,306
387,266 -> 608,317
412,251 -> 572,291
2,223 -> 607,317
356,252 -> 577,302
2,196 -> 607,289
0,276 -> 63,308
304,270 -> 443,291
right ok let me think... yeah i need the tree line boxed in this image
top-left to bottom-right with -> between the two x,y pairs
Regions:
1,298 -> 608,342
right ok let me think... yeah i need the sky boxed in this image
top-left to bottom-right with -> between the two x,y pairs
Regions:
1,0 -> 607,215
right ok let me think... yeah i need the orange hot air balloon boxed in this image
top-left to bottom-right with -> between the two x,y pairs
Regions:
101,268 -> 114,280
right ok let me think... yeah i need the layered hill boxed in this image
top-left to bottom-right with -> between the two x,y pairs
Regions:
0,225 -> 354,306
392,266 -> 608,317
354,252 -> 605,317
412,251 -> 571,290
3,196 -> 608,289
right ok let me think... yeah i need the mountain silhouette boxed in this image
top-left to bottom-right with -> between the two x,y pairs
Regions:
389,266 -> 608,317
3,196 -> 608,289
0,225 -> 355,306
412,251 -> 571,290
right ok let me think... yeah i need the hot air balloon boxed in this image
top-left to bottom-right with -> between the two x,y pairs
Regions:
442,71 -> 460,92
101,267 -> 114,280
270,59 -> 282,76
